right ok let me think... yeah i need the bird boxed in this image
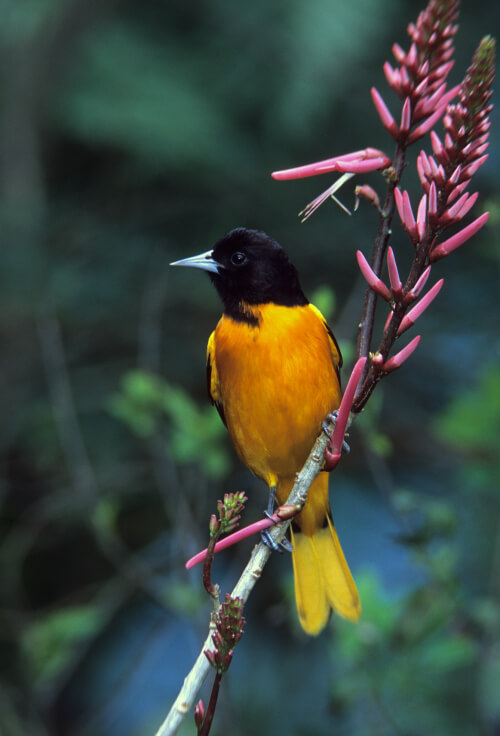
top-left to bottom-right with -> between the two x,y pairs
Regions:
171,227 -> 360,635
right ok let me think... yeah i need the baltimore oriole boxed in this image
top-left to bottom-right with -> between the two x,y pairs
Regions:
171,228 -> 360,635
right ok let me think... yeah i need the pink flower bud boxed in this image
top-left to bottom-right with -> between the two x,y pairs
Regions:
430,212 -> 489,261
383,62 -> 401,93
324,357 -> 367,470
394,187 -> 419,244
382,335 -> 421,373
356,250 -> 392,301
397,280 -> 444,335
392,43 -> 406,64
400,98 -> 412,135
407,102 -> 448,144
460,155 -> 489,180
448,164 -> 463,186
387,247 -> 403,300
428,181 -> 438,225
371,87 -> 399,139
406,42 -> 418,73
204,649 -> 217,668
446,181 -> 468,205
440,191 -> 479,225
430,130 -> 450,166
416,194 -> 428,241
404,266 -> 432,304
354,184 -> 381,210
194,700 -> 205,728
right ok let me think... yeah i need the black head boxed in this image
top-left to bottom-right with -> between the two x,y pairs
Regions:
171,228 -> 308,322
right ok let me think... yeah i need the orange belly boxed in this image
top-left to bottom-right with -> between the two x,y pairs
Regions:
212,303 -> 341,489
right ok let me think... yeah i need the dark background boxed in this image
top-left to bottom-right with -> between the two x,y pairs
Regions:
1,1 -> 499,734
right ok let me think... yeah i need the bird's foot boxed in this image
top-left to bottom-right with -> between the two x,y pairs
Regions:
322,411 -> 350,453
261,526 -> 293,553
261,485 -> 293,552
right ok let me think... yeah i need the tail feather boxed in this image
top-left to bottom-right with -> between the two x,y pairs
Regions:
283,472 -> 360,636
290,529 -> 330,634
291,524 -> 360,635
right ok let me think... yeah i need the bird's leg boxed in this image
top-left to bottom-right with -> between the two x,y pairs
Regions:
261,485 -> 293,553
322,410 -> 350,454
265,485 -> 277,517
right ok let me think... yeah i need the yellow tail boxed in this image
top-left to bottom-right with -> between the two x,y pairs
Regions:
280,473 -> 361,635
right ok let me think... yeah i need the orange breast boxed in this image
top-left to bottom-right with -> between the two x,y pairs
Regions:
213,303 -> 341,488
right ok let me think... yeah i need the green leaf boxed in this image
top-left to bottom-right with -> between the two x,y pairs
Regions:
311,285 -> 336,321
435,368 -> 500,457
23,605 -> 104,684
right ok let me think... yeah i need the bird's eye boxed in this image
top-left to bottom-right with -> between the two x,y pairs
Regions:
230,251 -> 247,266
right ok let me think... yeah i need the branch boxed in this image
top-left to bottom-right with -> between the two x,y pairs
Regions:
154,425 -> 331,736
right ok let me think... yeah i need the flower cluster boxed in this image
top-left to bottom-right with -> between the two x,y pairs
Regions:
204,595 -> 246,674
418,36 -> 494,260
209,491 -> 248,538
271,0 -> 494,415
373,0 -> 461,144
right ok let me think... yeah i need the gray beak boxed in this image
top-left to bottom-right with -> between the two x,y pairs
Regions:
170,249 -> 222,275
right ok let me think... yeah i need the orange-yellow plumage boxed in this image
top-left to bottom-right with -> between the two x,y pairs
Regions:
208,302 -> 360,635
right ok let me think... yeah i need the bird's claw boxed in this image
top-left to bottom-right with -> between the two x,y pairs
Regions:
260,528 -> 293,553
261,485 -> 293,552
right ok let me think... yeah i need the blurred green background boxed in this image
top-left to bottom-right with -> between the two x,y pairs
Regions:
1,0 -> 499,734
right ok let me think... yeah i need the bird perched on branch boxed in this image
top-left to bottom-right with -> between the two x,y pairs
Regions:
171,227 -> 360,635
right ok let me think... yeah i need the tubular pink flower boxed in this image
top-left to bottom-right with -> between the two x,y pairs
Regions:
448,164 -> 462,186
400,98 -> 412,134
417,150 -> 433,187
407,101 -> 448,143
395,188 -> 419,243
383,61 -> 401,92
419,59 -> 430,78
441,191 -> 479,224
271,148 -> 390,181
406,42 -> 418,73
404,266 -> 432,304
444,131 -> 455,152
430,212 -> 489,261
446,180 -> 468,205
387,247 -> 403,300
185,503 -> 301,568
324,357 -> 367,470
185,515 -> 276,568
371,87 -> 399,139
428,181 -> 438,225
392,42 -> 406,64
416,194 -> 428,241
382,335 -> 421,373
356,250 -> 392,301
430,130 -> 450,166
461,154 -> 489,180
414,77 -> 430,98
429,61 -> 455,85
461,139 -> 489,159
400,65 -> 411,94
337,156 -> 390,174
397,279 -> 444,335
415,83 -> 447,118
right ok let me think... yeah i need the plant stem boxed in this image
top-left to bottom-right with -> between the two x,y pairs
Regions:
198,672 -> 222,736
